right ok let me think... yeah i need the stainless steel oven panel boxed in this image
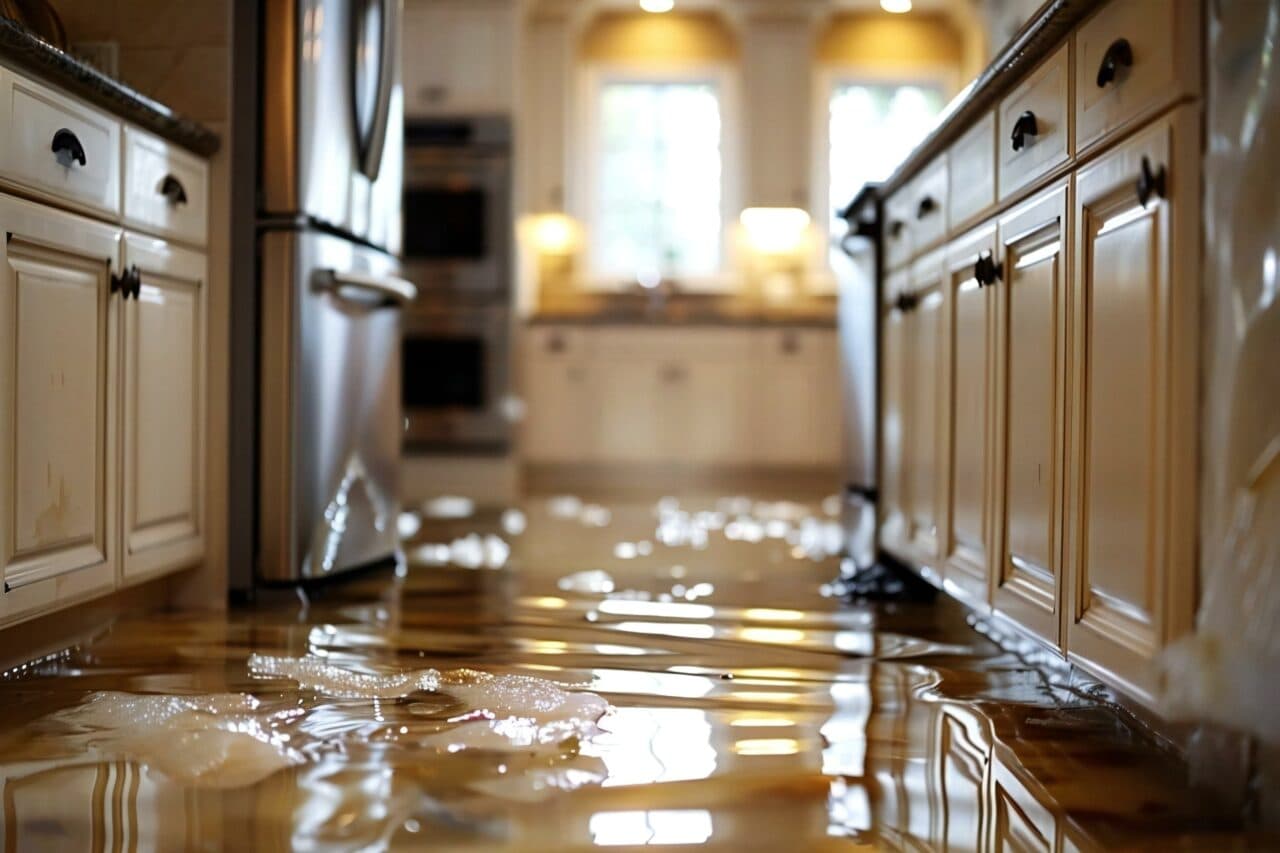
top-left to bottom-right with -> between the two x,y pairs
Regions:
401,147 -> 510,297
261,0 -> 404,254
259,228 -> 412,582
402,304 -> 511,448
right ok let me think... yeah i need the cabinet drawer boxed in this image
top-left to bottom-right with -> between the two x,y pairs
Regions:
909,158 -> 949,254
883,189 -> 915,271
1074,0 -> 1200,153
123,128 -> 209,247
593,328 -> 753,361
948,112 -> 996,228
998,45 -> 1071,200
0,68 -> 122,217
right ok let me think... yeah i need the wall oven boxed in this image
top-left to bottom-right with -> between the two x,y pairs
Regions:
402,117 -> 511,299
402,303 -> 511,451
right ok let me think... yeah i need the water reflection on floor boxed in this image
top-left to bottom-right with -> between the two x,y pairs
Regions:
0,493 -> 1270,850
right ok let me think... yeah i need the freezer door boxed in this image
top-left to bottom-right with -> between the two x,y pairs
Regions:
261,0 -> 404,253
258,229 -> 413,581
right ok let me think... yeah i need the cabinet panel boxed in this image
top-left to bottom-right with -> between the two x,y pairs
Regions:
943,224 -> 998,605
403,1 -> 515,117
949,112 -> 997,229
906,251 -> 946,564
121,236 -> 205,582
0,196 -> 119,598
997,45 -> 1071,201
1066,110 -> 1198,700
993,185 -> 1068,646
123,127 -> 210,247
753,329 -> 841,467
880,269 -> 911,552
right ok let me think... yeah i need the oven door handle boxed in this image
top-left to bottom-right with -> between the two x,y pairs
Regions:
313,268 -> 418,307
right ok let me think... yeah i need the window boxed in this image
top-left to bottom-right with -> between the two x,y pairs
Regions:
827,83 -> 946,237
589,79 -> 724,283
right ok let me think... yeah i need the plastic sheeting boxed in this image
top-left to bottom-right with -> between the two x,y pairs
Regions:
1159,0 -> 1280,746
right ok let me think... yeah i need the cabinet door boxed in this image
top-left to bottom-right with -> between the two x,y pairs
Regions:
753,329 -> 841,467
403,1 -> 515,117
661,359 -> 753,466
906,250 -> 946,564
0,195 -> 119,613
880,269 -> 911,552
943,224 -> 998,606
520,329 -> 595,464
1065,110 -> 1198,699
120,235 -> 205,582
593,360 -> 662,463
993,184 -> 1069,647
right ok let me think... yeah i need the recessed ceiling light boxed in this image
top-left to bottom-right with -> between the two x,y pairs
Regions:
880,0 -> 912,13
639,0 -> 675,12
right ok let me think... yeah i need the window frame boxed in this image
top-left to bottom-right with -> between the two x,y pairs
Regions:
809,66 -> 959,280
573,63 -> 742,292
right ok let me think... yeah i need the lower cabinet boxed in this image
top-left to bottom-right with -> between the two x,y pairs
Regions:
1064,109 -> 1198,697
520,325 -> 841,468
880,269 -> 911,552
120,234 -> 206,582
992,184 -> 1070,648
0,193 -> 207,628
906,249 -> 946,564
0,195 -> 119,622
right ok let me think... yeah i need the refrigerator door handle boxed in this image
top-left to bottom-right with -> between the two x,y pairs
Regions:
313,268 -> 418,307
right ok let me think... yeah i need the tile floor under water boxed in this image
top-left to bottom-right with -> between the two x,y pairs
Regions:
0,492 -> 1272,850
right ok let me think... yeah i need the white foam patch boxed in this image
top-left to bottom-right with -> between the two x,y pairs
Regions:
248,654 -> 442,698
50,692 -> 304,789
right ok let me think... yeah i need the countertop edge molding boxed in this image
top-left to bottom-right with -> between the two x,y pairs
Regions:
0,17 -> 221,157
865,0 -> 1105,207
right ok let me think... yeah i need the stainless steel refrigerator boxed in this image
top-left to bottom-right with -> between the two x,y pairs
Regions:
251,0 -> 414,584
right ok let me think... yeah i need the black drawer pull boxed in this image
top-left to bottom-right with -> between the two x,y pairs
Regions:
974,251 -> 1003,287
1096,38 -> 1133,88
110,265 -> 141,300
916,196 -> 937,219
158,174 -> 188,206
892,291 -> 918,313
1135,156 -> 1167,206
888,220 -> 905,239
1010,111 -> 1038,152
51,128 -> 86,168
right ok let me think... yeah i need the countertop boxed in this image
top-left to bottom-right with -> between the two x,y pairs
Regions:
0,17 -> 220,157
527,294 -> 837,328
527,312 -> 836,329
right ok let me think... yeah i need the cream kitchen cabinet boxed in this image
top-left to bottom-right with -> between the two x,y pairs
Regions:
402,0 -> 516,117
752,329 -> 841,467
904,248 -> 946,566
1064,109 -> 1199,698
120,234 -> 206,583
0,194 -> 120,624
880,269 -> 911,553
520,329 -> 597,464
992,183 -> 1070,649
942,223 -> 999,607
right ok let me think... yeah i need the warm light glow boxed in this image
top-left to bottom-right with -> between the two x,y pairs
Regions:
880,0 -> 912,13
733,738 -> 802,756
639,0 -> 675,12
528,213 -> 581,255
743,608 -> 806,622
740,207 -> 812,255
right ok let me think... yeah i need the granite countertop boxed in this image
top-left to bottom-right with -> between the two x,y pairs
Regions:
527,293 -> 836,328
0,17 -> 219,157
527,311 -> 836,329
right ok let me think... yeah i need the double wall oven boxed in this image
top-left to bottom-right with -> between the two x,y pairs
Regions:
400,117 -> 513,452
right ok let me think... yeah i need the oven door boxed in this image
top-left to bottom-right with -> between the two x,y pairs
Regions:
401,150 -> 510,298
402,305 -> 511,451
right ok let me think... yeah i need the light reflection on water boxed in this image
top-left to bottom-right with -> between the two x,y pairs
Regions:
0,493 -> 1260,850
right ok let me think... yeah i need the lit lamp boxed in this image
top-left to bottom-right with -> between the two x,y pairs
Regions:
526,213 -> 582,302
739,207 -> 812,302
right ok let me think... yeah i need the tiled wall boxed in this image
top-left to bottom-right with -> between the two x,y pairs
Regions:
54,0 -> 229,124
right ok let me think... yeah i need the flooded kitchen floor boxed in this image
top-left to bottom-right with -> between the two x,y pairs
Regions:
0,492 -> 1272,850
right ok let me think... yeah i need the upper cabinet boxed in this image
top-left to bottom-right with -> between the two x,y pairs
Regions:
741,15 -> 811,209
403,0 -> 517,117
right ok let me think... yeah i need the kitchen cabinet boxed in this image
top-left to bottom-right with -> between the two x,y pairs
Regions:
520,325 -> 838,468
1064,109 -> 1198,698
741,15 -> 811,208
0,195 -> 120,621
402,0 -> 516,118
905,249 -> 946,565
992,183 -> 1069,648
120,235 -> 206,583
942,223 -> 998,606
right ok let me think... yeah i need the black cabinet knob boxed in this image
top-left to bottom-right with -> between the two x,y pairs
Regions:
158,174 -> 188,206
916,196 -> 937,219
1096,38 -> 1134,88
1136,155 -> 1167,206
1010,111 -> 1039,152
51,128 -> 86,168
973,251 -> 1003,287
110,265 -> 142,300
892,291 -> 918,313
888,220 -> 906,239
